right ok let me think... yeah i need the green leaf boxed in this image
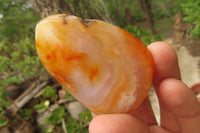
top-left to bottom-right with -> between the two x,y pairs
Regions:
0,89 -> 7,99
65,118 -> 81,133
66,118 -> 82,133
65,90 -> 73,99
34,100 -> 50,113
78,110 -> 92,123
65,117 -> 88,133
20,109 -> 33,120
0,56 -> 10,72
125,25 -> 162,45
0,99 -> 10,108
0,117 -> 8,127
64,110 -> 92,133
42,86 -> 57,98
0,75 -> 24,87
45,106 -> 66,124
179,0 -> 200,39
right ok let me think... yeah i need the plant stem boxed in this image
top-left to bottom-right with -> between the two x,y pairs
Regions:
7,97 -> 32,128
62,118 -> 68,133
99,0 -> 113,23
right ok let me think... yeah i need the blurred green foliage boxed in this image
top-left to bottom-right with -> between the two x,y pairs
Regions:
0,38 -> 43,87
65,118 -> 87,133
42,86 -> 57,99
65,110 -> 92,133
125,25 -> 162,45
45,106 -> 66,124
0,89 -> 9,127
180,0 -> 200,39
78,109 -> 93,125
34,100 -> 50,113
0,117 -> 8,127
166,0 -> 200,39
0,89 -> 9,113
0,0 -> 40,41
64,0 -> 143,27
65,90 -> 74,99
19,109 -> 33,120
0,1 -> 46,88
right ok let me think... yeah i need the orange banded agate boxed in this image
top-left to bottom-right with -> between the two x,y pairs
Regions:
35,14 -> 154,114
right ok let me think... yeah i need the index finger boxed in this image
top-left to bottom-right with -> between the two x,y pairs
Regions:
148,41 -> 181,86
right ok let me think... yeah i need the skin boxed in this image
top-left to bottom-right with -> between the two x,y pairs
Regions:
89,42 -> 200,133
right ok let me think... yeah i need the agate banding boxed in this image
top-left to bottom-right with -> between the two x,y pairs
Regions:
35,14 -> 154,114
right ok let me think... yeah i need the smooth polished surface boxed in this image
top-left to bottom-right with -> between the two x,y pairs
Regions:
35,14 -> 154,114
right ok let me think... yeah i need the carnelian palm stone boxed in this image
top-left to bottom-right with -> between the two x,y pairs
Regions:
35,14 -> 154,114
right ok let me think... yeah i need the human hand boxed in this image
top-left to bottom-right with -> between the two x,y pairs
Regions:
89,42 -> 200,133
